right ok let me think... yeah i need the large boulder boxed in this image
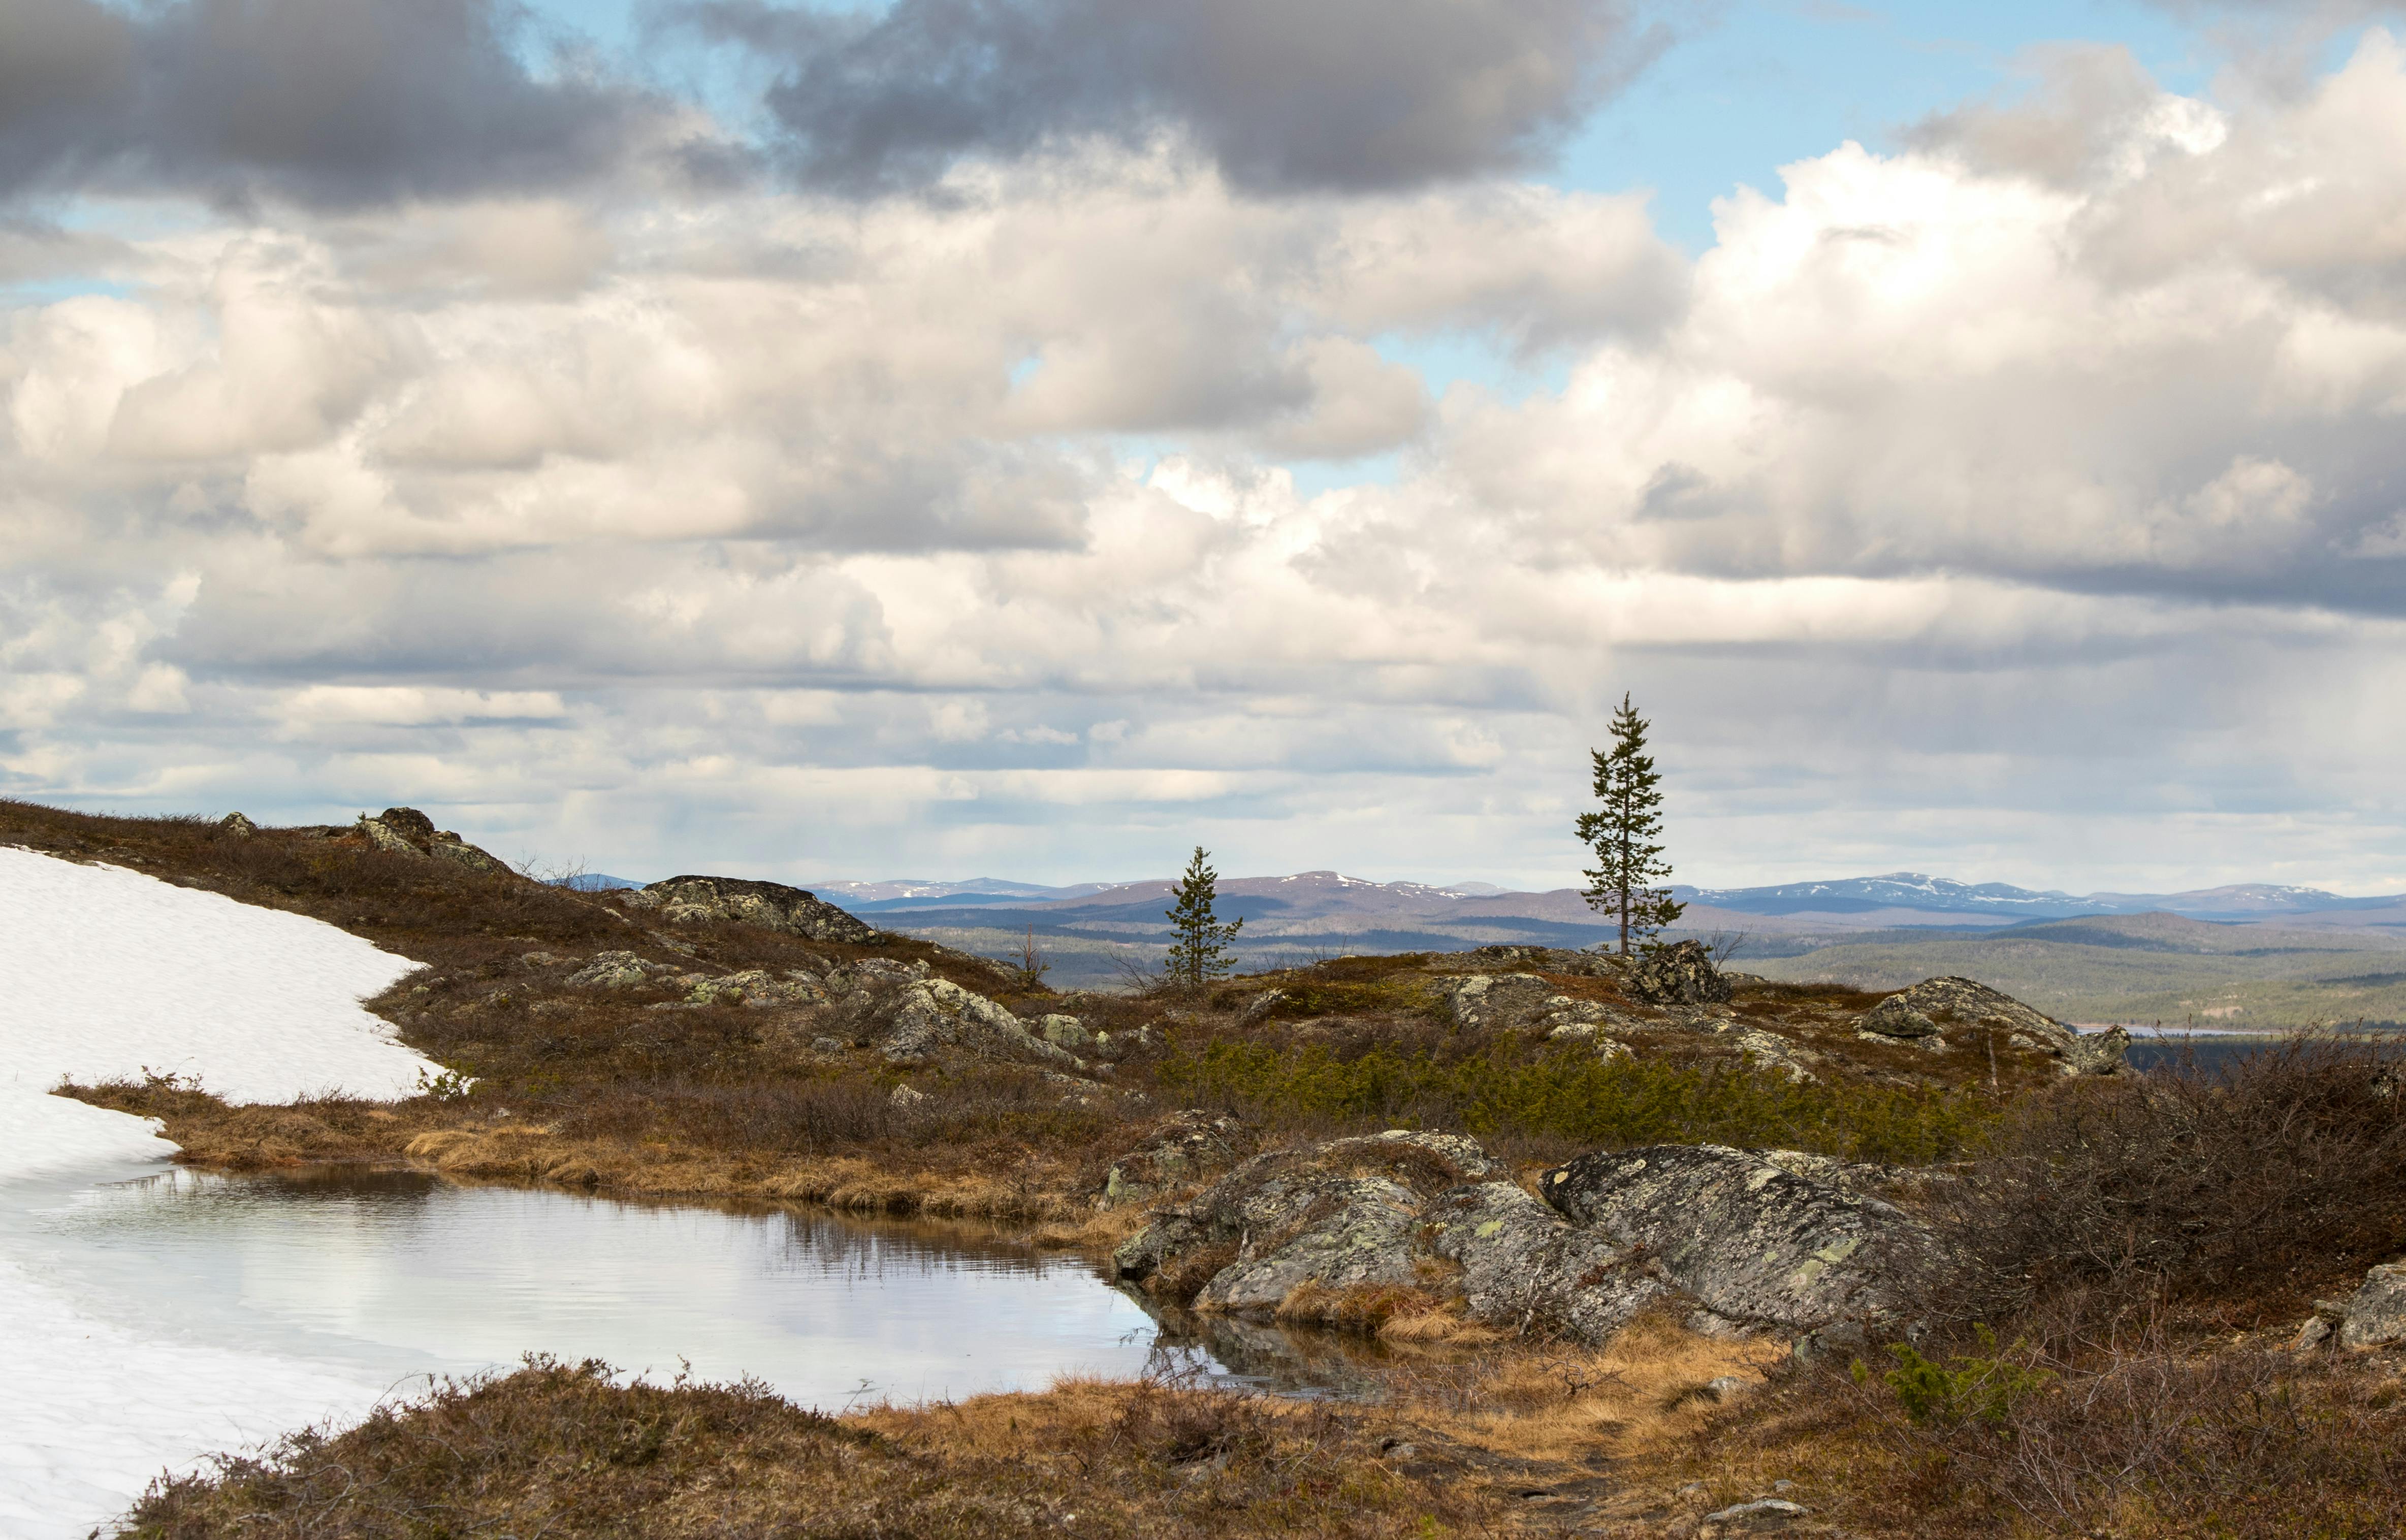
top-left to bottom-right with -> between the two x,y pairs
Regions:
1862,977 -> 2125,1076
1113,1132 -> 1498,1305
1538,1144 -> 1940,1335
1625,940 -> 1734,1006
626,875 -> 877,944
357,807 -> 510,874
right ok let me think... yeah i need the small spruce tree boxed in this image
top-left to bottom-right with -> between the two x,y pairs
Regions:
1576,693 -> 1686,955
1164,846 -> 1243,988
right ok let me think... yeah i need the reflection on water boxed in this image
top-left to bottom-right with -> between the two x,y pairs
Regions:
2,1166 -> 1367,1409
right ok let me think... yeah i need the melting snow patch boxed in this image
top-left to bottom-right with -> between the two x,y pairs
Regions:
0,847 -> 439,1535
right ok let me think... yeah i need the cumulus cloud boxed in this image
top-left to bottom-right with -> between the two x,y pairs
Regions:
9,30 -> 2406,891
681,0 -> 1665,194
0,0 -> 671,206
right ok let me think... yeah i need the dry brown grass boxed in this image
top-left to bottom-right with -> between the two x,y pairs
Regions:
123,1358 -> 1512,1539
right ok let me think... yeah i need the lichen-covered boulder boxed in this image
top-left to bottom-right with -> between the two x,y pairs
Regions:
2336,1261 -> 2406,1350
1862,977 -> 2125,1076
1858,994 -> 1942,1040
1423,1181 -> 1672,1340
626,875 -> 878,944
881,978 -> 1081,1069
355,807 -> 511,875
1538,1144 -> 1939,1335
1035,1013 -> 1092,1051
1625,940 -> 1734,1006
359,815 -> 426,858
1101,1110 -> 1254,1208
1196,1176 -> 1427,1310
1439,973 -> 1557,1031
1113,1131 -> 1498,1305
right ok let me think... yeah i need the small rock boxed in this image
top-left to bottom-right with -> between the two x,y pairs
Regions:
889,1083 -> 931,1110
1238,990 -> 1287,1025
1702,1375 -> 1754,1403
1036,1013 -> 1093,1051
2293,1317 -> 2333,1351
1701,1497 -> 1808,1533
218,811 -> 257,838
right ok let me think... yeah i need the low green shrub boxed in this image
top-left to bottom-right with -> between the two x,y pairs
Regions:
1858,1326 -> 2055,1428
1153,1038 -> 1994,1164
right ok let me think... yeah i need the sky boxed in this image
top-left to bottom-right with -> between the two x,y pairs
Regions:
4,0 -> 2405,894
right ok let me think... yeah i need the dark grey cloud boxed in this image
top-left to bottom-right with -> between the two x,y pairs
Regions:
681,0 -> 1663,194
0,0 -> 660,206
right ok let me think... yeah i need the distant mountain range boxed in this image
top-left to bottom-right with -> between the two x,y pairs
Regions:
1676,874 -> 2406,925
805,869 -> 2406,934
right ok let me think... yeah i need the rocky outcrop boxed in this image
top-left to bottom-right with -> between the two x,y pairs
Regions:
880,978 -> 1081,1069
1858,977 -> 2126,1076
219,811 -> 257,838
621,875 -> 877,944
1538,1144 -> 1939,1335
683,969 -> 827,1008
1118,1131 -> 1940,1345
1101,1110 -> 1254,1208
1458,944 -> 1625,978
1625,940 -> 1734,1006
566,950 -> 675,988
355,807 -> 511,875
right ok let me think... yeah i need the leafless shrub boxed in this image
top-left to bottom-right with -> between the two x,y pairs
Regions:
1927,1033 -> 2406,1337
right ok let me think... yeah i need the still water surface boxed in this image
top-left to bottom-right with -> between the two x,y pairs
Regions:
1,1165 -> 1312,1409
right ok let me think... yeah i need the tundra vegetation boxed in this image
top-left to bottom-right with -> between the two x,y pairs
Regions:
8,797 -> 2405,1538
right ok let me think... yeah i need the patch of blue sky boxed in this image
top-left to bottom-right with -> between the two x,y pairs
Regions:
1565,0 -> 2212,250
2,277 -> 138,306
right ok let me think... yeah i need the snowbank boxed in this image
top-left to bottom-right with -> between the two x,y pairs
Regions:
0,846 -> 443,1535
0,847 -> 435,1181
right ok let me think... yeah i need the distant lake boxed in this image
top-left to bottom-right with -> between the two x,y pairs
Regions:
2118,1031 -> 2406,1076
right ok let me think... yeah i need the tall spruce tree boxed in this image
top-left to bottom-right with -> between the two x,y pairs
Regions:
1576,694 -> 1685,954
1164,846 -> 1243,988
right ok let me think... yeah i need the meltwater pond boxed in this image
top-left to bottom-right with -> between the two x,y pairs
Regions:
1,1165 -> 1299,1411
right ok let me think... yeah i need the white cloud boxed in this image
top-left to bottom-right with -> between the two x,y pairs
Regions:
8,38 -> 2406,890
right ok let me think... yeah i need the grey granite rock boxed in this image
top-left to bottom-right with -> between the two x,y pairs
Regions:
880,977 -> 1082,1069
625,875 -> 878,944
1625,940 -> 1734,1006
2336,1260 -> 2406,1350
1538,1143 -> 1940,1335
